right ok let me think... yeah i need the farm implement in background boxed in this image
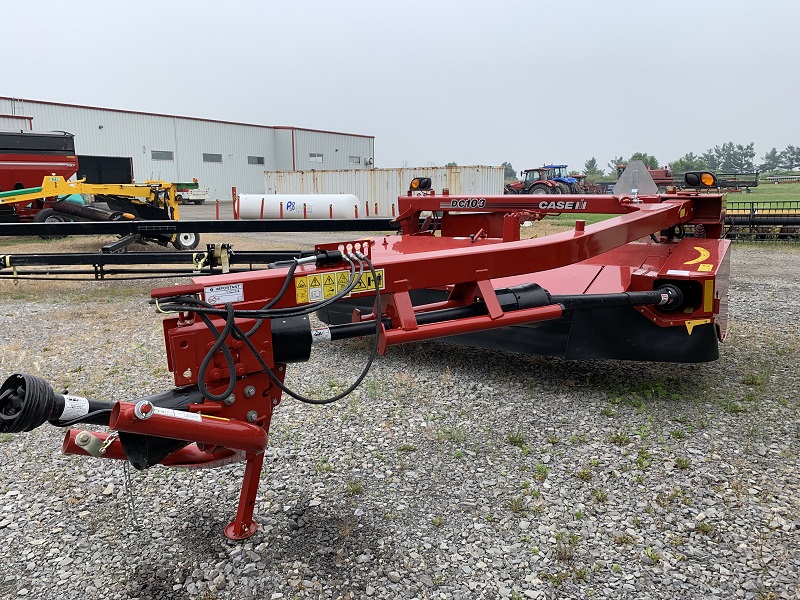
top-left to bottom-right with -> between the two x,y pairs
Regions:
0,175 -> 202,250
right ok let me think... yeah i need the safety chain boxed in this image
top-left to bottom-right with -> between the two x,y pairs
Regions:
123,462 -> 141,529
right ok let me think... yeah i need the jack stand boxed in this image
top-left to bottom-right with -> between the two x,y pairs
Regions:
224,452 -> 265,540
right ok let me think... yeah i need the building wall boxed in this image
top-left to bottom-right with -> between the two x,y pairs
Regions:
289,129 -> 375,171
0,114 -> 32,131
0,97 -> 374,199
273,129 -> 295,171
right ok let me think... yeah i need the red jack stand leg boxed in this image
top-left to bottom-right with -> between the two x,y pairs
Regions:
224,452 -> 265,540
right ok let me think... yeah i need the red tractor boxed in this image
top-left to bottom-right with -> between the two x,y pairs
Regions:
570,174 -> 605,194
504,167 -> 561,194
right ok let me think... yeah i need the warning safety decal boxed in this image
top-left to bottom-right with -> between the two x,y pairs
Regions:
295,269 -> 385,304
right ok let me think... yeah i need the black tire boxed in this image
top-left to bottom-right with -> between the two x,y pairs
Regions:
33,208 -> 69,240
528,183 -> 550,195
193,200 -> 205,205
657,186 -> 668,194
173,232 -> 200,250
569,183 -> 582,194
555,182 -> 570,194
176,194 -> 184,204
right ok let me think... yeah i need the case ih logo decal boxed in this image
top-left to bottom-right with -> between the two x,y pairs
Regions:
538,200 -> 588,210
441,198 -> 487,209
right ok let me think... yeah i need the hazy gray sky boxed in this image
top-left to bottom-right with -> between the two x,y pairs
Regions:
4,0 -> 798,173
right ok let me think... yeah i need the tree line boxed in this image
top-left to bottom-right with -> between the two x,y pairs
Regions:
500,142 -> 800,182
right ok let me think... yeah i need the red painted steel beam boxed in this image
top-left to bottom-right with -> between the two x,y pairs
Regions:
109,402 -> 269,455
62,429 -> 241,467
164,198 -> 697,306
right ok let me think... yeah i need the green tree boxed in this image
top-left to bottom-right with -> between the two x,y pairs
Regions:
628,152 -> 659,169
445,161 -> 458,167
502,161 -> 516,179
669,153 -> 708,173
779,145 -> 800,170
736,142 -> 756,171
608,156 -> 625,175
702,142 -> 756,172
583,157 -> 604,179
759,148 -> 782,172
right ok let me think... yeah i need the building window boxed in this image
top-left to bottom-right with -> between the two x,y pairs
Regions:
309,153 -> 324,163
248,155 -> 265,165
203,153 -> 223,163
349,156 -> 361,164
151,150 -> 174,161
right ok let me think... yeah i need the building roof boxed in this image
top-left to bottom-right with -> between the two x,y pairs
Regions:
0,96 -> 374,140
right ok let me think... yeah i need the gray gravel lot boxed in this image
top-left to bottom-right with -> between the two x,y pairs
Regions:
0,243 -> 798,600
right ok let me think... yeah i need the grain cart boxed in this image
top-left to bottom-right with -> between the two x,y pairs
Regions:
0,172 -> 729,540
0,130 -> 79,222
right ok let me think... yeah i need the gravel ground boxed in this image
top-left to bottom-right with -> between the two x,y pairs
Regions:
0,243 -> 798,600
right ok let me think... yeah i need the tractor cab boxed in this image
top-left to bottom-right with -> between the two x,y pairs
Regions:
547,165 -> 570,179
523,167 -> 549,186
542,164 -> 582,194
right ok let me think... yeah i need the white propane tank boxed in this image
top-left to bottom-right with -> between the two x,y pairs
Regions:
238,194 -> 364,219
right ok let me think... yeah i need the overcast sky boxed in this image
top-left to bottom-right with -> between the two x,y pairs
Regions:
3,0 -> 798,173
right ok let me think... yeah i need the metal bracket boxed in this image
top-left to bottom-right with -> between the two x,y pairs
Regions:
73,430 -> 107,457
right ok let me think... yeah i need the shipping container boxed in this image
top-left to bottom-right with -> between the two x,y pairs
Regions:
263,166 -> 504,216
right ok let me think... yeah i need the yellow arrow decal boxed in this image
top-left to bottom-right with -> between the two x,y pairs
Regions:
684,246 -> 711,265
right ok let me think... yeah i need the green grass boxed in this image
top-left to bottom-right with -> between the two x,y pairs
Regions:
738,181 -> 800,201
345,480 -> 364,495
532,463 -> 550,482
437,427 -> 466,443
507,429 -> 526,448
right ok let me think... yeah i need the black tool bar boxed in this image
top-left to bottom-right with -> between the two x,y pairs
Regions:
0,250 -> 303,268
0,218 -> 397,237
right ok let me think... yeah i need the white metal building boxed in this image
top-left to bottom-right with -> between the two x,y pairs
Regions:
0,97 -> 375,200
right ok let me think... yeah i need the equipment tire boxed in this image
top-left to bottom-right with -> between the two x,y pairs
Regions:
569,183 -> 582,194
173,232 -> 200,250
528,184 -> 550,195
657,186 -> 667,194
555,182 -> 570,194
193,200 -> 205,205
33,208 -> 69,240
176,194 -> 184,205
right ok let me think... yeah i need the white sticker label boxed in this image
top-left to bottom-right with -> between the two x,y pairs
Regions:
665,270 -> 691,277
311,328 -> 332,343
152,407 -> 203,422
203,283 -> 244,305
60,395 -> 90,421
